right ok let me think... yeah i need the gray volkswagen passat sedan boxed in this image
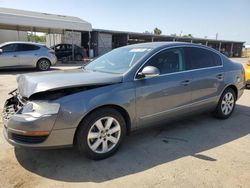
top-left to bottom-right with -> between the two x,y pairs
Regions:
0,41 -> 57,71
3,42 -> 245,159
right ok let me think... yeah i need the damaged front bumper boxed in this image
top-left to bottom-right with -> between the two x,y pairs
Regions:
2,90 -> 75,148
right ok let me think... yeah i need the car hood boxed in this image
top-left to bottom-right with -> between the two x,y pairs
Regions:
16,69 -> 123,98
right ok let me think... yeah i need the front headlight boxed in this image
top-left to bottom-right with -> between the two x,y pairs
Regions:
21,102 -> 60,118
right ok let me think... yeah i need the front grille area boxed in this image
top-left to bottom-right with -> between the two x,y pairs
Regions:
2,90 -> 26,123
11,133 -> 48,144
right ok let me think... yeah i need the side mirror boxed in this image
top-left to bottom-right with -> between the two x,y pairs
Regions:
137,66 -> 160,79
0,49 -> 2,54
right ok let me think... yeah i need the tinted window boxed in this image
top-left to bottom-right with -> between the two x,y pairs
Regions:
184,47 -> 222,70
55,45 -> 61,50
67,45 -> 72,50
16,44 -> 40,51
145,48 -> 185,74
1,44 -> 16,52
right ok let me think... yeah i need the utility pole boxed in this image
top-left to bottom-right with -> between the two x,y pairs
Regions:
216,33 -> 218,40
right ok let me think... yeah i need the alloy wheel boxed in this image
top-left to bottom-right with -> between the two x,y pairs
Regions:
39,60 -> 50,70
87,117 -> 121,154
221,92 -> 235,115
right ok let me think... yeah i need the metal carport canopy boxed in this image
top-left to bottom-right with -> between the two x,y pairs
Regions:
0,7 -> 92,33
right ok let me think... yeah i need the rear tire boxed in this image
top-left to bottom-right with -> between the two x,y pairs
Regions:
214,88 -> 236,119
37,59 -> 51,71
76,108 -> 126,160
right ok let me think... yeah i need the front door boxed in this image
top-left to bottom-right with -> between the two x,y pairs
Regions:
0,44 -> 19,68
135,47 -> 192,127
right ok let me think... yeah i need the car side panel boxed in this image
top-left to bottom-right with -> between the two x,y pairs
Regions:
135,72 -> 192,127
188,66 -> 226,113
52,82 -> 137,131
223,58 -> 245,99
0,51 -> 19,67
16,49 -> 39,67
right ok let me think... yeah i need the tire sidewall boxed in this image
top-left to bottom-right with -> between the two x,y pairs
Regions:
76,108 -> 126,160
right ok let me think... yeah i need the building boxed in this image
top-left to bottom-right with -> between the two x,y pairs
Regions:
0,7 -> 245,58
89,29 -> 244,58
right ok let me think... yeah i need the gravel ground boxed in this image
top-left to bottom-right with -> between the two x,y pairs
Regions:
0,58 -> 249,188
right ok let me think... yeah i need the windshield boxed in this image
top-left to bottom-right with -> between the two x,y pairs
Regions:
85,47 -> 152,74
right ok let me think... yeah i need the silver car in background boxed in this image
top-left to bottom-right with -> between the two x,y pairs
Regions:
0,41 -> 57,71
3,42 -> 245,160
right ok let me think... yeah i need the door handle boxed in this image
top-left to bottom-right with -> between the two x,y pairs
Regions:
181,80 -> 190,86
13,55 -> 17,57
216,74 -> 223,80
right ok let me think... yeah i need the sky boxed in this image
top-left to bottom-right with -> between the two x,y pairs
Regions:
0,0 -> 250,44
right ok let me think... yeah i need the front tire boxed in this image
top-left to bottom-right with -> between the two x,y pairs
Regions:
37,59 -> 51,71
76,108 -> 126,160
214,88 -> 236,119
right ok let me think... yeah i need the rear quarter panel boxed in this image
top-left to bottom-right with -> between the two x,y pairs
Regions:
222,57 -> 245,99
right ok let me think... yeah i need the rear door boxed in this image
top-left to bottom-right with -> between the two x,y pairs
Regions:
0,44 -> 18,68
183,47 -> 224,109
15,44 -> 40,67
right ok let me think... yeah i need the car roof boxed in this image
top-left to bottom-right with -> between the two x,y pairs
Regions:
0,41 -> 46,47
122,42 -> 214,51
55,43 -> 80,46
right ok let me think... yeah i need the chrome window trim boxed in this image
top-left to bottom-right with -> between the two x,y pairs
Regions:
134,45 -> 224,80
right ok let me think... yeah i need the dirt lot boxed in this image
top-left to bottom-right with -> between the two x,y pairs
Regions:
0,59 -> 250,188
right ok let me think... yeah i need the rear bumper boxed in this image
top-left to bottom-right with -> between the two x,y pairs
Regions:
50,56 -> 57,66
246,79 -> 250,88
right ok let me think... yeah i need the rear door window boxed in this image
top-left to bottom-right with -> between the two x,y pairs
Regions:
16,44 -> 40,51
184,47 -> 222,70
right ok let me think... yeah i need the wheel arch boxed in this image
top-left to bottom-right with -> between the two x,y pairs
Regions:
223,84 -> 238,100
36,57 -> 51,67
73,104 -> 131,145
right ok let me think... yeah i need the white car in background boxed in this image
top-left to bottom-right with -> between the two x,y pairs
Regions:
0,42 -> 57,71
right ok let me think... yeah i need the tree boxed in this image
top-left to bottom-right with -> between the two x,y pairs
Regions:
27,33 -> 46,43
154,27 -> 162,35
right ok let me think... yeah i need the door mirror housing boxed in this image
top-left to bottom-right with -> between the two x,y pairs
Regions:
138,66 -> 160,79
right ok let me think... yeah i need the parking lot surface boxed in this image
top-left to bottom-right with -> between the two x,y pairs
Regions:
0,59 -> 250,188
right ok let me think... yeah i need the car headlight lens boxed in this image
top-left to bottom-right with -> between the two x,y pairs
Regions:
21,102 -> 60,118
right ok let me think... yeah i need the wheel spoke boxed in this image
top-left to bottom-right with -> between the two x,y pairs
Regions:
105,117 -> 113,129
95,120 -> 104,131
228,103 -> 234,110
90,139 -> 102,151
108,136 -> 118,144
88,132 -> 100,139
102,140 -> 108,152
225,106 -> 229,115
109,125 -> 120,134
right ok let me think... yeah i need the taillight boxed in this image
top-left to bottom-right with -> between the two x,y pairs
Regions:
49,50 -> 55,54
